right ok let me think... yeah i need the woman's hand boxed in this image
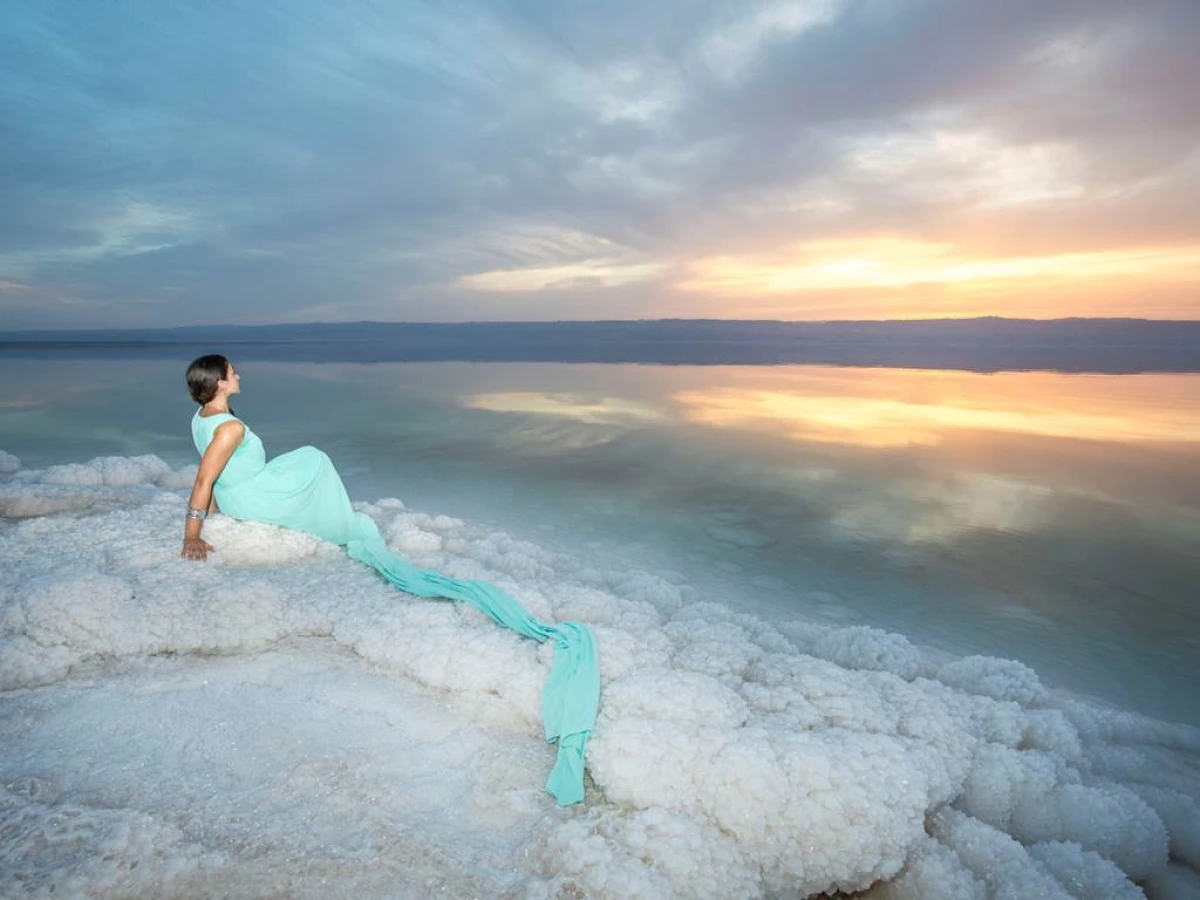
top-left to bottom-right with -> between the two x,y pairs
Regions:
181,536 -> 216,561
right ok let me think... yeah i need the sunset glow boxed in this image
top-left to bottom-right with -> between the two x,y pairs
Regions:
671,368 -> 1200,448
677,240 -> 1200,300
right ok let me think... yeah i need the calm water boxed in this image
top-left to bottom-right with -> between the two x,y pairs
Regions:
2,356 -> 1198,724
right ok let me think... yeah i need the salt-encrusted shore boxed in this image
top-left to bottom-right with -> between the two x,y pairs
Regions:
2,452 -> 1198,898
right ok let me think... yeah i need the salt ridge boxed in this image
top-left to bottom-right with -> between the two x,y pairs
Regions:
1,452 -> 1198,898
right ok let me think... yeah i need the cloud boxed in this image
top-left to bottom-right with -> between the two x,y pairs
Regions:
0,0 -> 1197,326
698,0 -> 849,84
461,259 -> 669,292
677,239 -> 1200,295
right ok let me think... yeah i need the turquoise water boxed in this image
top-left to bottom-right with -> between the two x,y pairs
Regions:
2,355 -> 1198,724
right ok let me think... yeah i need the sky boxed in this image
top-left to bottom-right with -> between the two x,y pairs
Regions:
1,0 -> 1198,329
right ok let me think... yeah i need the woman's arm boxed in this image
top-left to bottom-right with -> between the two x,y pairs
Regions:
181,419 -> 245,561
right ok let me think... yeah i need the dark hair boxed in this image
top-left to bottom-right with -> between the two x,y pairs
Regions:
186,354 -> 231,406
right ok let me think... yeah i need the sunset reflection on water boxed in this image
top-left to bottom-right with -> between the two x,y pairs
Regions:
670,366 -> 1200,448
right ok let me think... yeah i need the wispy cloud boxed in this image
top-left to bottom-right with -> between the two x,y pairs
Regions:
461,259 -> 669,292
1,0 -> 1197,327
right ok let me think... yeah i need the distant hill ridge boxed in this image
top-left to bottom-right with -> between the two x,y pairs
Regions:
4,318 -> 1198,372
4,317 -> 1200,345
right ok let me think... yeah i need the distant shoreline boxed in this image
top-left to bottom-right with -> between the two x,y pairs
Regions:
3,318 -> 1199,373
4,315 -> 1200,339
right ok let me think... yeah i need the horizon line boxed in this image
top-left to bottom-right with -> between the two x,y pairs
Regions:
6,314 -> 1200,335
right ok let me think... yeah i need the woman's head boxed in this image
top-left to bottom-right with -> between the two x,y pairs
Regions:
186,354 -> 240,405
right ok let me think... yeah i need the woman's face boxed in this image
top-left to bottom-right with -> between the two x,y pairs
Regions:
220,362 -> 242,396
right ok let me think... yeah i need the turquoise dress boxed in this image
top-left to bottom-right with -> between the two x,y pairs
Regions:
192,410 -> 599,805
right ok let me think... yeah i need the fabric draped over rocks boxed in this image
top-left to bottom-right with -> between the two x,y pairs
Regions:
192,410 -> 599,804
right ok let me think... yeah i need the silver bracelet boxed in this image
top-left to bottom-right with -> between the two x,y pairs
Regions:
186,507 -> 208,520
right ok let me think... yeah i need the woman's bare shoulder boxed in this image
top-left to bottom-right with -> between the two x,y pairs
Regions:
213,418 -> 246,439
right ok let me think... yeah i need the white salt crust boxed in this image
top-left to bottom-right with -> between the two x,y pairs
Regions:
1,452 -> 1197,898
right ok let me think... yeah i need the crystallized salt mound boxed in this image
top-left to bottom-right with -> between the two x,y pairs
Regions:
858,836 -> 986,900
42,454 -> 172,487
1,452 -> 1197,898
1029,842 -> 1148,900
811,624 -> 931,680
0,453 -> 198,517
0,450 -> 20,473
936,654 -> 1050,706
1130,785 -> 1200,870
0,481 -> 130,518
956,743 -> 1168,877
157,463 -> 199,489
0,561 -> 295,689
525,807 -> 761,900
931,808 -> 1085,898
201,516 -> 334,567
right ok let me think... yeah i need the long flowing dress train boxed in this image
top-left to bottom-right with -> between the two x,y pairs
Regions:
192,410 -> 599,805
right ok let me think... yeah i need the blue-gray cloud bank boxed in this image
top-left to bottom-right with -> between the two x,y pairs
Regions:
2,1 -> 1198,327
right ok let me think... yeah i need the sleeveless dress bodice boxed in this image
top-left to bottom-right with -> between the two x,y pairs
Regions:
191,411 -> 264,487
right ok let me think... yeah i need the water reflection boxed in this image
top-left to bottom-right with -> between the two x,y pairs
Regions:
447,366 -> 1200,724
0,357 -> 1197,723
462,392 -> 661,425
671,367 -> 1200,447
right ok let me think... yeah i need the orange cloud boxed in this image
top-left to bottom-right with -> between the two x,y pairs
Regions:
676,238 -> 1200,299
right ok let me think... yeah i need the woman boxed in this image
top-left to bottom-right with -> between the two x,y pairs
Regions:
183,354 -> 364,560
181,354 -> 597,805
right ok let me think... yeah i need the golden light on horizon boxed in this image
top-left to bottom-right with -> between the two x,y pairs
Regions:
675,238 -> 1200,298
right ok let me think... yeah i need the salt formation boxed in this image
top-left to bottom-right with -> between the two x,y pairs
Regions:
1,452 -> 1197,899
